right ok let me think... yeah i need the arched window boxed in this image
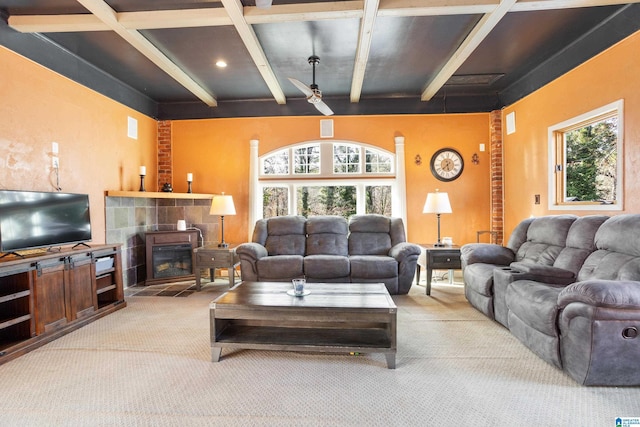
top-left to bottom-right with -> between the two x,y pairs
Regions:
249,139 -> 407,233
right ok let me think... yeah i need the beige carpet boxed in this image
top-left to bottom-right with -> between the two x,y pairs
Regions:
1,280 -> 639,426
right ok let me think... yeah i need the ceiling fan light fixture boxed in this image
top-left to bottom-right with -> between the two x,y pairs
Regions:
287,55 -> 334,116
255,0 -> 272,9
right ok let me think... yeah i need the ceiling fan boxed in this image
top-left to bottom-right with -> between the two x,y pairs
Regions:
288,56 -> 335,116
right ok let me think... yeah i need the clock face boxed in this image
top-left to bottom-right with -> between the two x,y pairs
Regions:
430,148 -> 464,182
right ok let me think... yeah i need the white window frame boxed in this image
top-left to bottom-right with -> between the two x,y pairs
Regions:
249,138 -> 407,239
259,179 -> 395,216
547,99 -> 624,211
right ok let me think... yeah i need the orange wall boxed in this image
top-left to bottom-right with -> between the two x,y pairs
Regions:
0,46 -> 157,244
501,29 -> 640,240
171,114 -> 492,245
7,27 -> 640,250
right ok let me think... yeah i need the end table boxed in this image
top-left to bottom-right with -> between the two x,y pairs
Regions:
194,244 -> 240,291
417,244 -> 461,296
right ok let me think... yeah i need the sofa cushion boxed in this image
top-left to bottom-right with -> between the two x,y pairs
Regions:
577,251 -> 640,282
349,255 -> 397,279
506,281 -> 564,337
306,216 -> 348,256
593,214 -> 640,257
264,216 -> 307,256
514,215 -> 577,265
552,215 -> 609,275
304,255 -> 350,280
348,215 -> 393,255
256,255 -> 304,280
463,263 -> 499,297
506,280 -> 565,368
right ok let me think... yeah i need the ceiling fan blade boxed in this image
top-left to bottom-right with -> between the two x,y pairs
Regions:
288,77 -> 314,97
314,99 -> 334,116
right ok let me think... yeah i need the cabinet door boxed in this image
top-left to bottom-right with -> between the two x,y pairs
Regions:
67,254 -> 97,320
33,259 -> 68,335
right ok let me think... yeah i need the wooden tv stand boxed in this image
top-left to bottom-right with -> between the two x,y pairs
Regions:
0,244 -> 126,365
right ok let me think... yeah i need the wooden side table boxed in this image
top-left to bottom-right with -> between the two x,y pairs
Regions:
193,245 -> 240,291
417,244 -> 461,296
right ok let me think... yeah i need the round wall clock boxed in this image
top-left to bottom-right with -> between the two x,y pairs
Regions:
430,148 -> 464,182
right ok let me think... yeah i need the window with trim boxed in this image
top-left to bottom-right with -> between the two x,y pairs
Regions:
294,144 -> 320,175
548,100 -> 623,210
259,141 -> 395,219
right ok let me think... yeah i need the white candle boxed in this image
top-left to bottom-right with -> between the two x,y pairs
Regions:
187,173 -> 193,182
139,166 -> 146,176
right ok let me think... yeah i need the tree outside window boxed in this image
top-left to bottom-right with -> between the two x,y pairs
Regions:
333,144 -> 360,173
549,99 -> 623,210
366,185 -> 392,216
262,150 -> 288,175
296,186 -> 356,218
294,145 -> 320,174
564,117 -> 617,203
263,187 -> 288,217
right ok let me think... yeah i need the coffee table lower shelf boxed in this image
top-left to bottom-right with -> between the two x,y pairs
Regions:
212,324 -> 394,366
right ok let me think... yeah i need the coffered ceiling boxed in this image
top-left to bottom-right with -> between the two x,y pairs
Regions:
1,0 -> 639,119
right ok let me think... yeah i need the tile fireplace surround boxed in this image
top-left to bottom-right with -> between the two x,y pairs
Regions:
105,193 -> 217,288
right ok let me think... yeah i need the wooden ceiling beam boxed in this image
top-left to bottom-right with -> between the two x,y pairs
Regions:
350,0 -> 380,103
74,0 -> 217,107
10,0 -> 639,32
219,0 -> 286,105
421,0 -> 518,101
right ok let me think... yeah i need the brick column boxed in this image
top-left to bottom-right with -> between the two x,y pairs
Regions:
490,110 -> 504,245
157,120 -> 172,191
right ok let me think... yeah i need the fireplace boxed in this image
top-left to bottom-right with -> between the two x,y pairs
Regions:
145,231 -> 199,285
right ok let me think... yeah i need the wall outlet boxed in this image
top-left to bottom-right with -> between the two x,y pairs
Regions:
52,142 -> 59,153
52,156 -> 59,168
534,194 -> 540,204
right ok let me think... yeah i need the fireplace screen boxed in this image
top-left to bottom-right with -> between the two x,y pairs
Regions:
151,244 -> 193,279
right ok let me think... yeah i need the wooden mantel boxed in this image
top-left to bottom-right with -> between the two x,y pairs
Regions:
106,190 -> 213,200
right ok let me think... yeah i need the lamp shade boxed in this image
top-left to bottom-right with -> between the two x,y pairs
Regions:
423,191 -> 452,214
210,194 -> 236,216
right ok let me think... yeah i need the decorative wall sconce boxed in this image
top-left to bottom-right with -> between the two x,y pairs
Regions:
472,153 -> 479,165
415,154 -> 422,165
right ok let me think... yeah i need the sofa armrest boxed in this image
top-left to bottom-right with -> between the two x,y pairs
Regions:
236,242 -> 268,261
389,242 -> 422,263
236,243 -> 268,281
509,262 -> 575,285
558,280 -> 640,309
389,242 -> 421,294
460,243 -> 515,266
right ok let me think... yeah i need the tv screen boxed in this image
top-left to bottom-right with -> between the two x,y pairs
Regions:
0,190 -> 92,253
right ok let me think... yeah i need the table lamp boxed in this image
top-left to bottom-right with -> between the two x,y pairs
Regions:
423,190 -> 452,247
210,193 -> 236,248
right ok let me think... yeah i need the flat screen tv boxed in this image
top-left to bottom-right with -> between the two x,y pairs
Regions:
0,190 -> 92,253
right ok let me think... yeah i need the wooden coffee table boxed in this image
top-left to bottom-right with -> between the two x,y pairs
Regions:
209,281 -> 397,368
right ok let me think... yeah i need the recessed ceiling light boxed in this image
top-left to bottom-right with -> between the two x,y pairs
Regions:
216,60 -> 227,68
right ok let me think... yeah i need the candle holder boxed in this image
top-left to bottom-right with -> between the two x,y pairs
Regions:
139,175 -> 146,192
187,181 -> 192,193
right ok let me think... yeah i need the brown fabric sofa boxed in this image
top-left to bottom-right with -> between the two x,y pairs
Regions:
236,214 -> 421,295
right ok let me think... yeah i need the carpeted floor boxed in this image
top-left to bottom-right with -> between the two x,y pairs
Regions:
0,279 -> 639,426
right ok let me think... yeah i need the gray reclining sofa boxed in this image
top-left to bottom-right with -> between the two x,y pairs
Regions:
236,214 -> 421,295
461,214 -> 640,386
